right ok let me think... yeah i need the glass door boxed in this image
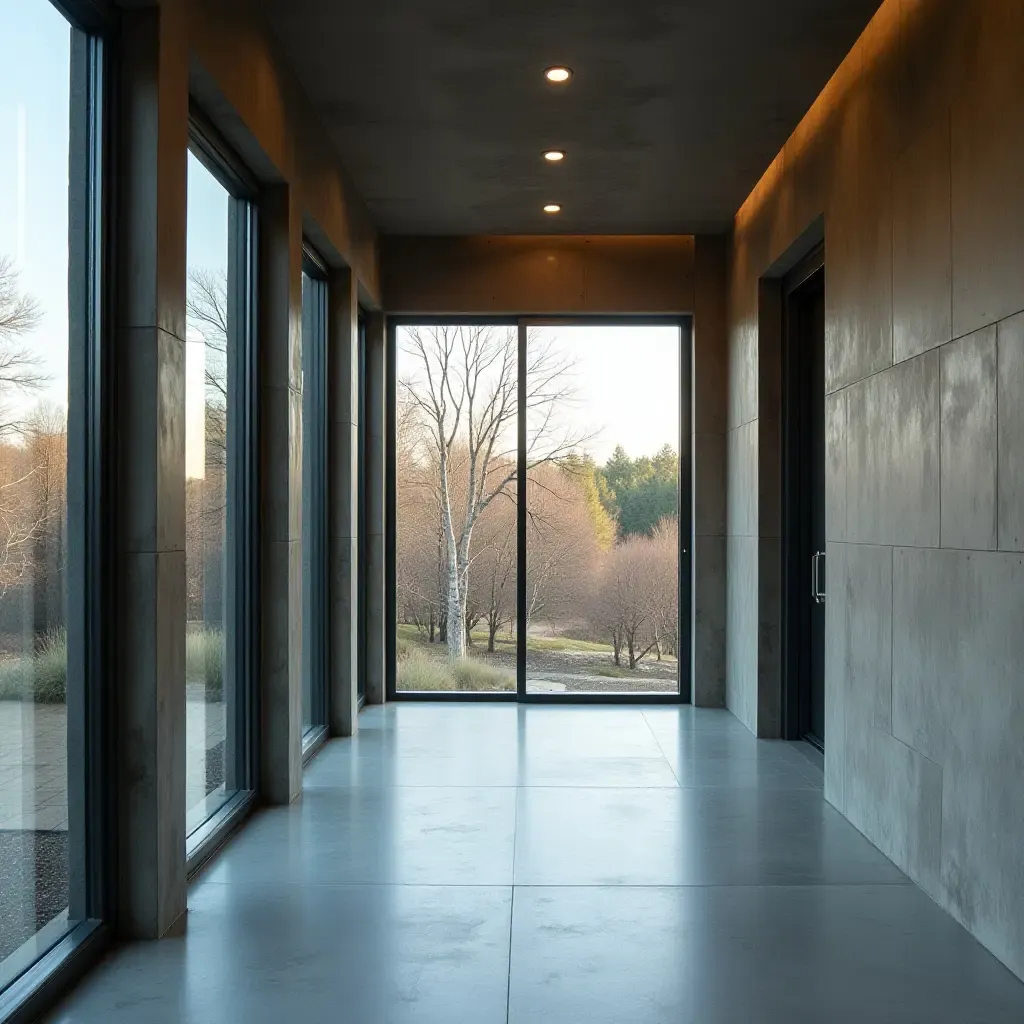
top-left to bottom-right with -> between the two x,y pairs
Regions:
389,318 -> 690,702
520,323 -> 685,698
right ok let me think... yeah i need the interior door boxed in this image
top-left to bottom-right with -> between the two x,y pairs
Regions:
784,264 -> 826,748
807,277 -> 826,745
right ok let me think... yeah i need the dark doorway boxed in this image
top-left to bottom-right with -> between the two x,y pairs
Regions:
782,252 -> 826,749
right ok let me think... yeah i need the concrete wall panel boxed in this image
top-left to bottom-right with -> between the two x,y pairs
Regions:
892,546 -> 1024,978
892,113 -> 952,362
846,351 -> 939,547
726,422 -> 757,539
940,327 -> 997,550
843,544 -> 893,735
823,542 -> 847,811
948,1 -> 1024,338
725,534 -> 757,735
692,534 -> 726,708
381,235 -> 694,316
755,536 -> 782,738
694,432 -> 726,539
997,312 -> 1024,551
824,390 -> 848,542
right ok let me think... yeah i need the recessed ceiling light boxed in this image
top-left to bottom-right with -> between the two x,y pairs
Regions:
543,203 -> 562,214
543,150 -> 566,162
544,66 -> 572,83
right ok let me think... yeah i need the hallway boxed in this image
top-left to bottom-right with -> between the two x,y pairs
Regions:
48,705 -> 1024,1023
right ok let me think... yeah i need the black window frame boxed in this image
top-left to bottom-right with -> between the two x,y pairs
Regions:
0,2 -> 116,1021
301,246 -> 329,759
357,313 -> 368,705
385,314 -> 694,706
183,107 -> 260,872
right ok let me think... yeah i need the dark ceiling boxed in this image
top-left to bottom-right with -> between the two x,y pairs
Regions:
263,0 -> 882,235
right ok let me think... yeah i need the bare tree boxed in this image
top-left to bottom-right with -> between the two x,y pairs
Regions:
464,466 -> 517,652
647,516 -> 679,659
185,269 -> 230,626
590,521 -> 677,670
0,255 -> 48,436
525,462 -> 602,629
399,325 -> 583,661
186,267 -> 228,471
24,403 -> 68,632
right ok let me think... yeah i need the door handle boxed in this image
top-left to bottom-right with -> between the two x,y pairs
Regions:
811,550 -> 826,604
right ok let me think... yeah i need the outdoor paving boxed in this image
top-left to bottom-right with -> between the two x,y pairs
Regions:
0,697 -> 225,970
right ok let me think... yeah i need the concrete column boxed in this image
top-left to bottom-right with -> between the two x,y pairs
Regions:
113,3 -> 189,939
327,268 -> 360,735
692,235 -> 729,707
260,185 -> 303,804
363,312 -> 387,705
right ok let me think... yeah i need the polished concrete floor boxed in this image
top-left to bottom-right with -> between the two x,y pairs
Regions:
47,704 -> 1024,1022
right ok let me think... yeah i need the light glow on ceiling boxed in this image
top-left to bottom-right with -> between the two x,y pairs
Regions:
544,66 -> 572,83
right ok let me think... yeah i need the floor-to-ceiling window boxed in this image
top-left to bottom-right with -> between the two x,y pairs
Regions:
394,322 -> 518,694
524,324 -> 681,696
391,319 -> 688,701
301,252 -> 328,743
357,313 -> 367,704
184,125 -> 257,841
0,0 -> 107,1003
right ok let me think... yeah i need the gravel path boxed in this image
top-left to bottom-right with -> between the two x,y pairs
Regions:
0,830 -> 68,963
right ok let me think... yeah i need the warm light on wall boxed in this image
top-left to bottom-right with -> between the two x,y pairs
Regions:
544,66 -> 572,83
543,203 -> 562,213
543,150 -> 566,162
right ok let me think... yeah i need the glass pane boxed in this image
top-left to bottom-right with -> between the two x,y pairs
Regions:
0,0 -> 75,985
185,152 -> 232,830
525,325 -> 680,695
395,324 -> 517,693
356,319 -> 366,700
301,267 -> 325,733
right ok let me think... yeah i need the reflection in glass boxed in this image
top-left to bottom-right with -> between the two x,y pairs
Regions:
525,326 -> 680,695
395,325 -> 517,692
185,152 -> 232,830
0,0 -> 75,987
301,266 -> 327,734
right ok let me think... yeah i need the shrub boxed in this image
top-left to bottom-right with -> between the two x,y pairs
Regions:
396,650 -> 514,692
0,626 -> 226,705
186,627 -> 224,700
450,658 -> 515,691
0,628 -> 68,703
395,650 -> 450,690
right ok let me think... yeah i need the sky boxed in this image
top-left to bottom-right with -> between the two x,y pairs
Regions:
398,324 -> 680,467
0,0 -> 71,423
529,325 -> 679,464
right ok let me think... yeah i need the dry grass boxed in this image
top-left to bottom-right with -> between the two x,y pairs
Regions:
397,648 -> 515,692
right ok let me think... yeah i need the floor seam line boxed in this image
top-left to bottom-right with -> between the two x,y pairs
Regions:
506,779 -> 520,1024
639,709 -> 681,786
